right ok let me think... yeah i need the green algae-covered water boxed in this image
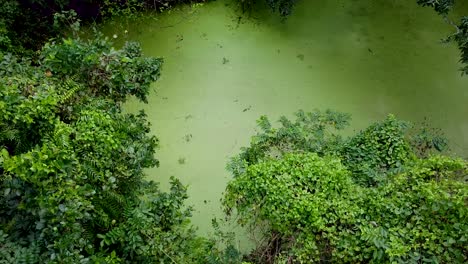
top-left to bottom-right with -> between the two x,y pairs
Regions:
103,0 -> 468,239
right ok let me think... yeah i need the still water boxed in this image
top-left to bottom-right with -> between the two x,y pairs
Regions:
104,0 -> 468,239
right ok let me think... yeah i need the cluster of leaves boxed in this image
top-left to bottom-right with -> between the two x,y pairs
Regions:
236,0 -> 297,16
341,115 -> 413,186
0,0 -> 80,53
40,36 -> 162,103
408,118 -> 449,158
0,34 -> 215,263
227,110 -> 350,177
417,0 -> 468,75
101,0 -> 210,18
224,110 -> 467,263
448,16 -> 468,75
417,0 -> 455,14
0,0 -> 21,53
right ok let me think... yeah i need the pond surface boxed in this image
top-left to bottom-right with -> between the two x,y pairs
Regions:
104,0 -> 468,242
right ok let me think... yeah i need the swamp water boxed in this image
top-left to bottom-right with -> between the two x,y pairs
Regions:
102,0 -> 468,245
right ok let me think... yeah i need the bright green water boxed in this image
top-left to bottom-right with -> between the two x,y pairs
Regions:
104,0 -> 468,239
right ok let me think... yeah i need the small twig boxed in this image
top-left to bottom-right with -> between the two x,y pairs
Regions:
161,248 -> 178,264
443,15 -> 461,34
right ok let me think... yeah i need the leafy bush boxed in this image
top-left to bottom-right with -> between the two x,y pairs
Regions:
224,110 -> 468,263
0,35 -> 212,263
0,0 -> 19,52
227,110 -> 350,178
341,114 -> 413,186
40,37 -> 162,103
358,156 -> 467,263
225,153 -> 360,263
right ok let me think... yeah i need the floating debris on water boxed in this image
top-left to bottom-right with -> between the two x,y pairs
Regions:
243,105 -> 251,112
178,157 -> 186,164
222,57 -> 230,64
296,54 -> 305,61
184,134 -> 193,142
176,34 -> 184,42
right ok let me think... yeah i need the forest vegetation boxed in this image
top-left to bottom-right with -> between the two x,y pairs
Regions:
0,0 -> 467,263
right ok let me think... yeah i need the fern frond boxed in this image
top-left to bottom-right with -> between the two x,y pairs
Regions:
58,77 -> 82,104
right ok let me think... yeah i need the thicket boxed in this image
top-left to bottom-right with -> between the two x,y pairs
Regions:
224,111 -> 467,263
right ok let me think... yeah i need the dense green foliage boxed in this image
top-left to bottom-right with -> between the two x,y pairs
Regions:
0,34 -> 217,263
0,1 -> 21,53
236,0 -> 297,16
0,0 -> 207,53
1,1 -> 467,263
224,111 -> 467,263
